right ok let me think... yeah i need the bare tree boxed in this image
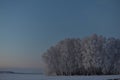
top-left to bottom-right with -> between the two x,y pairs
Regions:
42,34 -> 120,75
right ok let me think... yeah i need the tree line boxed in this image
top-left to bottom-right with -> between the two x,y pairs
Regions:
42,34 -> 120,75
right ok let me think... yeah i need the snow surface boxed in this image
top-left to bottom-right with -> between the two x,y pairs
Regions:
0,74 -> 120,80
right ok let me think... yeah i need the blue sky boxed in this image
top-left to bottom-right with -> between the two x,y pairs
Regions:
0,0 -> 120,68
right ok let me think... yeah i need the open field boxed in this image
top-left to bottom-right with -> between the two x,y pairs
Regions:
0,74 -> 120,80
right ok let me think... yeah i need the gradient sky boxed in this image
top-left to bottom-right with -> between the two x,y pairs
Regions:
0,0 -> 120,68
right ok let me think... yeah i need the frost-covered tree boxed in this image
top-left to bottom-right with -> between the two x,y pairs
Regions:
103,38 -> 120,74
82,34 -> 106,75
42,34 -> 120,75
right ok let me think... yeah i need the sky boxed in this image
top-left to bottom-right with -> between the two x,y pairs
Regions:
0,0 -> 120,69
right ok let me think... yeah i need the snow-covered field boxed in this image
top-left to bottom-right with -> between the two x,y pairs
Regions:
0,74 -> 120,80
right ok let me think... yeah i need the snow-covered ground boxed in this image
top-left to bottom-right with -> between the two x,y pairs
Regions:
0,74 -> 120,80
